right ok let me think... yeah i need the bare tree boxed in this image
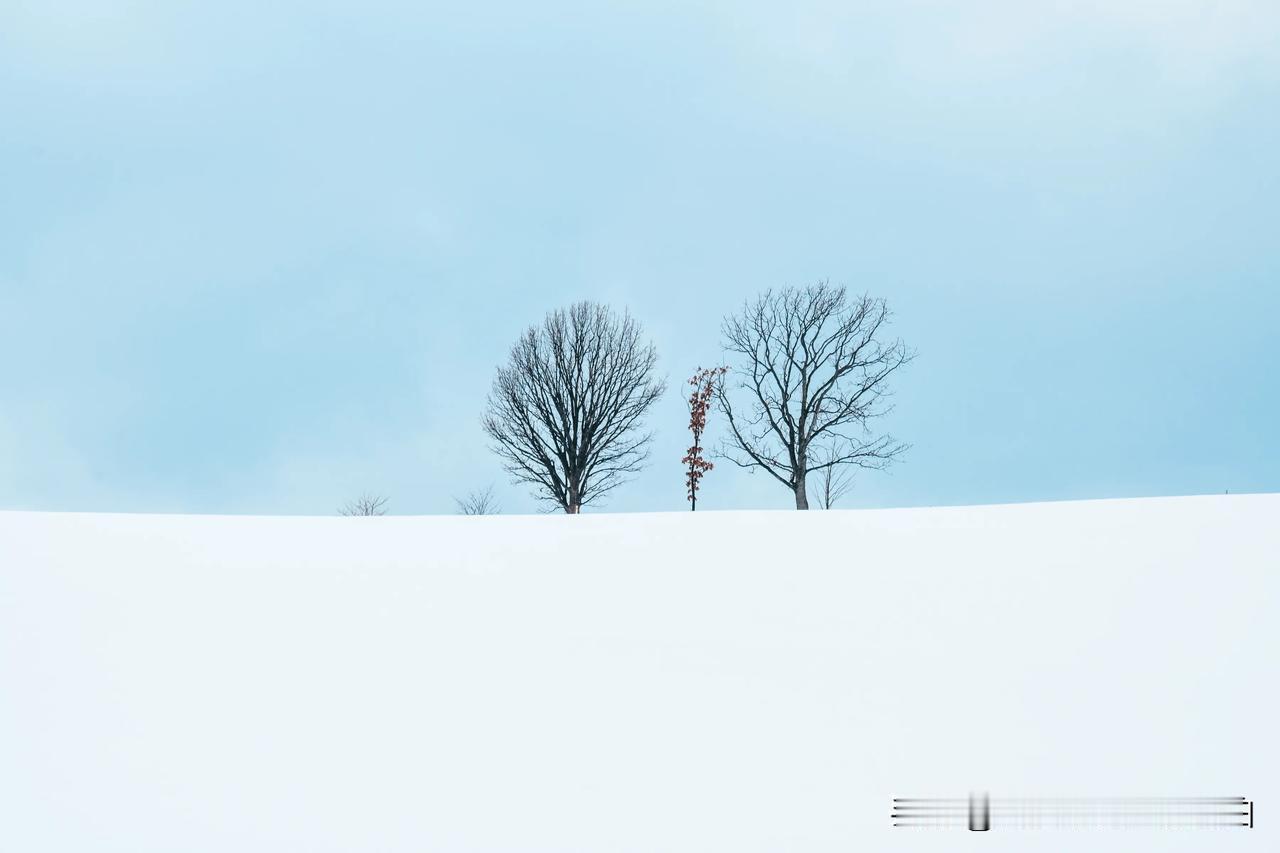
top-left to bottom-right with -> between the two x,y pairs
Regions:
483,302 -> 666,513
455,485 -> 501,515
814,443 -> 855,509
718,282 -> 913,510
338,493 -> 389,516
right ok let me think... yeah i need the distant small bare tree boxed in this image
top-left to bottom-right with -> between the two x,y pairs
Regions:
483,301 -> 666,513
455,485 -> 501,515
719,281 -> 914,510
338,493 -> 388,516
814,443 -> 855,509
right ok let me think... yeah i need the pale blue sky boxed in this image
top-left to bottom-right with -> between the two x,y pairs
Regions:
1,1 -> 1276,514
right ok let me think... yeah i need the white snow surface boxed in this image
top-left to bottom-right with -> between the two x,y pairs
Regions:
1,494 -> 1276,852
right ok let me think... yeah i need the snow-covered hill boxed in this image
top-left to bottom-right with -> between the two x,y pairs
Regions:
2,495 -> 1276,851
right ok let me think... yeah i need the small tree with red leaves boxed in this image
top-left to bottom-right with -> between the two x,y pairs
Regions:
682,366 -> 728,510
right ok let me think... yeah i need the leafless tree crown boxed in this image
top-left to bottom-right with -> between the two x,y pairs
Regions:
455,485 -> 501,515
718,282 -> 914,510
338,493 -> 389,516
483,302 -> 666,513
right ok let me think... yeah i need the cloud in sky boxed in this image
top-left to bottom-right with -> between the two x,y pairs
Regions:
716,1 -> 1280,74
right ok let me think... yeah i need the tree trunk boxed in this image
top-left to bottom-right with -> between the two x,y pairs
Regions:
687,436 -> 701,511
793,473 -> 809,510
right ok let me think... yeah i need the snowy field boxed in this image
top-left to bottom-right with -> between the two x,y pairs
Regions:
2,494 -> 1275,852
